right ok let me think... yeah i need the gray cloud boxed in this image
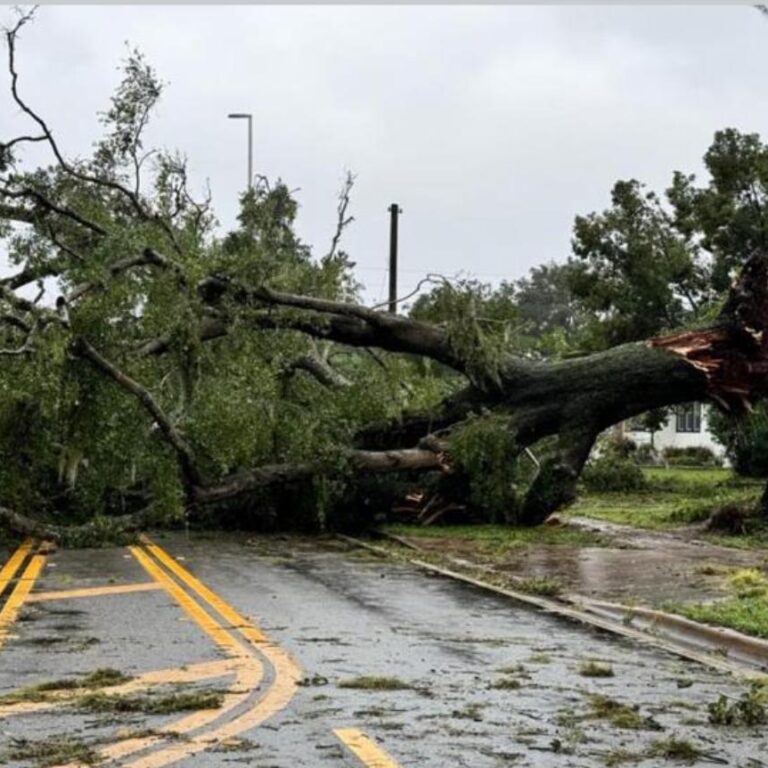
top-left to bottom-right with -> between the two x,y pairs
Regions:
2,5 -> 767,302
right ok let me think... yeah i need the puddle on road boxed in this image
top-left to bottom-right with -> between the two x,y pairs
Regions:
405,527 -> 766,605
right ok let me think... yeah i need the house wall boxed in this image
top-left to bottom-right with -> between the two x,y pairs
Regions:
628,404 -> 727,459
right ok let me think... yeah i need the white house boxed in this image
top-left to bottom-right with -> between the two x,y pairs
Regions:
627,403 -> 727,460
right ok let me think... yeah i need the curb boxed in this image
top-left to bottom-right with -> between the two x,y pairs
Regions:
337,533 -> 768,681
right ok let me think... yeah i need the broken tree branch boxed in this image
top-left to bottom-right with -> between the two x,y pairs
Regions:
72,337 -> 202,491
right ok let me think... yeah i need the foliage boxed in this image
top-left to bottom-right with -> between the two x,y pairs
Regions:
662,446 -> 722,467
634,443 -> 661,466
710,404 -> 768,477
409,264 -> 585,361
449,414 -> 523,522
570,179 -> 709,348
0,34 -> 455,531
581,456 -> 647,493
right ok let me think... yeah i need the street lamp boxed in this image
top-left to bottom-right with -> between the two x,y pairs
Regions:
227,112 -> 253,190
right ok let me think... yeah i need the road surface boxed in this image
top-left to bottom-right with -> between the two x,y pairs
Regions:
0,533 -> 765,767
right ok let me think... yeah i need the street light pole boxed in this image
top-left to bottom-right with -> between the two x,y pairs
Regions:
388,203 -> 401,314
227,113 -> 253,190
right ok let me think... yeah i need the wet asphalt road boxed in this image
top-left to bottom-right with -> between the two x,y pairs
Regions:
0,533 -> 767,767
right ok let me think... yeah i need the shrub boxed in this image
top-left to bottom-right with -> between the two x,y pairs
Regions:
709,404 -> 768,477
662,446 -> 721,467
605,436 -> 637,459
634,443 -> 661,466
582,456 -> 647,492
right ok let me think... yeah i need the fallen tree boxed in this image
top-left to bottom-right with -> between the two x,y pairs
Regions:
2,11 -> 768,541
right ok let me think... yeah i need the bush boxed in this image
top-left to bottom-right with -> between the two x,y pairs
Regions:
582,456 -> 647,492
635,443 -> 661,466
710,405 -> 768,477
662,446 -> 721,467
606,436 -> 637,459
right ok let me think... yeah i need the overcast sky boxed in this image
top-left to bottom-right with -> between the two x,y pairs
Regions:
2,5 -> 768,304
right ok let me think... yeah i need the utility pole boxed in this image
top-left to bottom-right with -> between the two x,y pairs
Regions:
388,203 -> 401,314
227,113 -> 253,190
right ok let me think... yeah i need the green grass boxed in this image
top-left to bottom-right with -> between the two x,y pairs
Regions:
674,595 -> 768,639
516,576 -> 563,596
571,467 -> 759,531
382,523 -> 601,548
642,466 -> 732,487
670,566 -> 768,638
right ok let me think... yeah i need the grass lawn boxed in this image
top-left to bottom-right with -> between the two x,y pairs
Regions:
382,523 -> 601,549
675,596 -> 768,639
570,467 -> 762,532
672,568 -> 768,639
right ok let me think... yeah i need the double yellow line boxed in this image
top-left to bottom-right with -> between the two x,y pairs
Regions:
133,538 -> 404,768
116,536 -> 303,768
0,537 -> 405,768
0,539 -> 46,650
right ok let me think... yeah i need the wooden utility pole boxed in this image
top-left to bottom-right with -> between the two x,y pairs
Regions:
388,203 -> 401,314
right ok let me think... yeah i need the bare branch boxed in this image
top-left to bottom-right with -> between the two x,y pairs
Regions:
370,273 -> 447,312
0,283 -> 60,324
4,17 -> 183,253
197,277 -> 467,372
326,171 -> 355,261
1,133 -> 46,155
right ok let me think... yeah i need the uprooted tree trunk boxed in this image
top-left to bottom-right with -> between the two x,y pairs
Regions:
170,251 -> 768,526
7,250 -> 768,542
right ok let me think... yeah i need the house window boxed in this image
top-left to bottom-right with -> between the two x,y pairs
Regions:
676,403 -> 701,433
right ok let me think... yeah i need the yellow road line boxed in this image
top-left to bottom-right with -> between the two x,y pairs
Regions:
114,538 -> 302,768
59,547 -> 267,768
88,654 -> 262,766
0,539 -> 34,598
129,546 -> 247,657
0,658 -> 239,719
335,728 -> 403,768
140,537 -> 269,642
27,582 -> 162,602
0,554 -> 46,650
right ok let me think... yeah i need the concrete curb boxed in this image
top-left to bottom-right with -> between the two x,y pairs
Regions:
337,533 -> 768,681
